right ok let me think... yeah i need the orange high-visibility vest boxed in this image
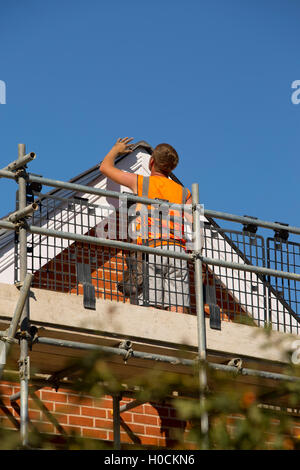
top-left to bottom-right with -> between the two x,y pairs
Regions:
133,175 -> 191,248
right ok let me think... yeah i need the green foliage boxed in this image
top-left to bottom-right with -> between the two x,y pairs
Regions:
2,350 -> 300,450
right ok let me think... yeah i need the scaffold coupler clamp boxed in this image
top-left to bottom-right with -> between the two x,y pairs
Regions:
191,249 -> 203,261
192,203 -> 202,212
118,340 -> 133,364
227,357 -> 243,372
14,219 -> 27,234
17,326 -> 39,351
0,329 -> 17,345
14,168 -> 28,179
15,280 -> 24,290
18,356 -> 30,381
28,325 -> 39,350
195,356 -> 208,368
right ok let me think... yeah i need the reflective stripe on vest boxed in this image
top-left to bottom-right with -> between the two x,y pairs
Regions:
135,175 -> 190,246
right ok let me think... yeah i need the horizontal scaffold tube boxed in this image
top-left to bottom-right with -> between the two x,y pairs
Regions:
0,219 -> 191,260
0,220 -> 299,280
0,330 -> 299,383
200,255 -> 300,282
204,209 -> 300,236
0,169 -> 17,180
24,225 -> 300,280
28,225 -> 193,261
35,336 -> 195,367
28,173 -> 186,209
0,169 -> 300,234
8,203 -> 39,223
32,336 -> 300,384
1,153 -> 36,173
208,362 -> 300,383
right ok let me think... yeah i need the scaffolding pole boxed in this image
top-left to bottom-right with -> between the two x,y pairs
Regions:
17,144 -> 30,447
113,395 -> 121,450
192,183 -> 209,448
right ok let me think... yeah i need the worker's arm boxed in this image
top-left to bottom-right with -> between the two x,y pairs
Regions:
99,137 -> 137,193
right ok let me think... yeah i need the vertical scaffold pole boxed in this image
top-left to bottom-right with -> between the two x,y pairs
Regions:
113,394 -> 121,450
191,183 -> 209,448
18,143 -> 30,447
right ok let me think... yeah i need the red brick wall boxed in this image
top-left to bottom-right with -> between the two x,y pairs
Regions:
2,380 -> 300,449
0,381 -> 189,448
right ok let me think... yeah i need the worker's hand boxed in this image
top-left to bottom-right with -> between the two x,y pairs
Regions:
112,137 -> 134,156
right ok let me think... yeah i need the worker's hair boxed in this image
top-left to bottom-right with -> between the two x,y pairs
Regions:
152,143 -> 179,176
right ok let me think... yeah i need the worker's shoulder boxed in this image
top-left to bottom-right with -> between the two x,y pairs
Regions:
147,175 -> 182,185
168,177 -> 190,193
140,174 -> 190,193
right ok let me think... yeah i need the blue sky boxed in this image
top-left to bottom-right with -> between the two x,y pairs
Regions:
0,0 -> 299,239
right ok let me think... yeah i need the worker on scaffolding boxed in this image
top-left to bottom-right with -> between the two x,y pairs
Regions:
99,137 -> 192,313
